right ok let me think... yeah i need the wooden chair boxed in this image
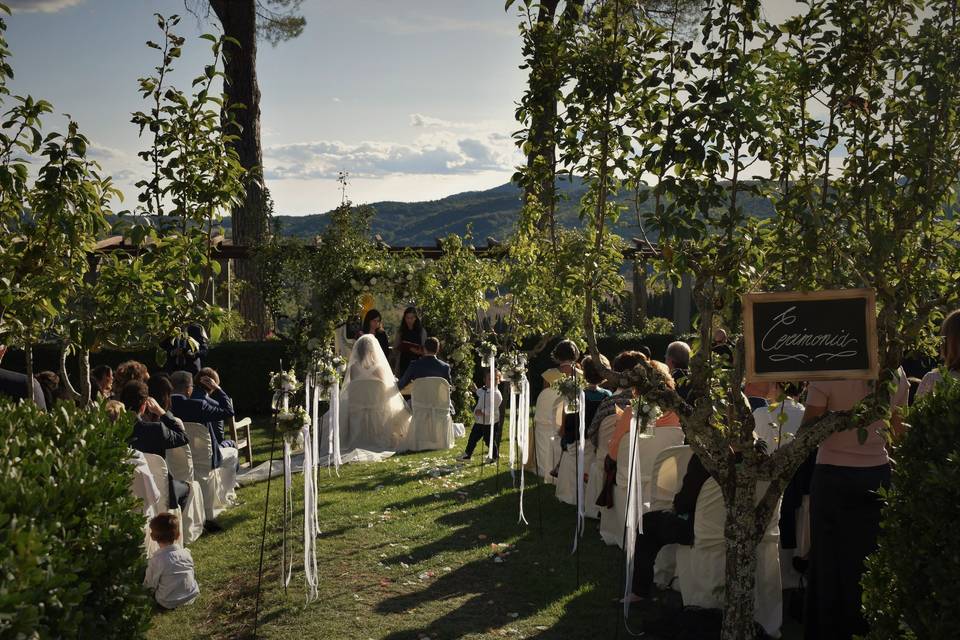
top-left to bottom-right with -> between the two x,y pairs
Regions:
229,416 -> 253,468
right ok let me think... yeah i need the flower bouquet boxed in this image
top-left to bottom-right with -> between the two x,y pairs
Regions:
277,405 -> 310,445
270,368 -> 301,393
477,340 -> 498,364
311,347 -> 346,400
632,397 -> 661,438
556,372 -> 584,414
499,351 -> 528,391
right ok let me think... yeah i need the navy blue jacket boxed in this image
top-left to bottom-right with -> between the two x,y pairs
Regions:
129,411 -> 188,458
190,387 -> 235,446
171,390 -> 234,468
397,355 -> 451,392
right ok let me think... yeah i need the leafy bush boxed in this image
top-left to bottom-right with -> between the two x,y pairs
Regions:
862,372 -> 960,639
0,400 -> 151,638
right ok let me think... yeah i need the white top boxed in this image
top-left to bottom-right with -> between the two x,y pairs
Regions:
916,369 -> 958,400
752,397 -> 805,451
473,387 -> 503,425
144,544 -> 200,609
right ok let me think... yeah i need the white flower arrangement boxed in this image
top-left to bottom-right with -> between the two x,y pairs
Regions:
556,372 -> 584,413
270,368 -> 301,393
277,406 -> 311,442
311,347 -> 346,397
477,340 -> 498,363
632,397 -> 662,435
499,351 -> 528,389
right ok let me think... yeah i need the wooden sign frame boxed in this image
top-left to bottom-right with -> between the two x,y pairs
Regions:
742,288 -> 879,383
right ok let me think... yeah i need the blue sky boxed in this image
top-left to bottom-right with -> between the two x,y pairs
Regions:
6,0 -> 801,214
6,0 -> 526,213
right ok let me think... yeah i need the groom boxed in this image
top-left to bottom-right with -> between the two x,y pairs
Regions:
397,337 -> 450,394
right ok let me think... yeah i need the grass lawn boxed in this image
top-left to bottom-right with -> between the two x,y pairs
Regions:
147,419 -> 801,639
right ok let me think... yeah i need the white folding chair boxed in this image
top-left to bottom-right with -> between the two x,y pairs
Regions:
533,388 -> 563,484
229,416 -> 254,468
142,453 -> 183,557
410,377 -> 455,451
183,422 -> 226,521
649,445 -> 693,587
165,445 -> 205,544
675,479 -> 783,637
584,413 -> 618,520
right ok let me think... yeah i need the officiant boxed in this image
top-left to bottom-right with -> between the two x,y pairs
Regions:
393,306 -> 426,377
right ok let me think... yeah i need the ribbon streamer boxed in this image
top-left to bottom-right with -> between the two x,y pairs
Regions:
486,354 -> 496,459
508,384 -> 518,482
622,404 -> 645,618
330,380 -> 342,472
517,375 -> 530,524
280,392 -> 294,589
571,389 -> 587,553
302,421 -> 319,602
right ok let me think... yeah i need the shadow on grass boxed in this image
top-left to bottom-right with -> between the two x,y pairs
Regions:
374,467 -> 643,639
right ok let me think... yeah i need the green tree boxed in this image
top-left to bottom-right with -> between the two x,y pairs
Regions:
513,0 -> 960,637
187,0 -> 306,339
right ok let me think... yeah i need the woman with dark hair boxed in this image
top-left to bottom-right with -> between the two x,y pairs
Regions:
362,309 -> 391,361
148,374 -> 174,412
90,364 -> 113,401
542,339 -> 582,387
34,371 -> 62,408
112,360 -> 150,399
916,309 -> 960,399
394,306 -> 426,377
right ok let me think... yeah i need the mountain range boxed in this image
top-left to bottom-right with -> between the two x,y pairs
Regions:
219,178 -> 775,246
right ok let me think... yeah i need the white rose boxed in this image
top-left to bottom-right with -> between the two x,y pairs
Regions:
370,277 -> 378,285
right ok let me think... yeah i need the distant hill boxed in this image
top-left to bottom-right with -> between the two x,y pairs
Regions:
219,178 -> 775,246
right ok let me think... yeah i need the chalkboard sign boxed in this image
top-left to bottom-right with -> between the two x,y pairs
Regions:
742,289 -> 878,382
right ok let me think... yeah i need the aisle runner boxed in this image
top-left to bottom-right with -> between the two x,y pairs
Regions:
237,450 -> 395,486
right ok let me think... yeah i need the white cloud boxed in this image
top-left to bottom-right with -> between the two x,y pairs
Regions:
332,97 -> 342,103
370,15 -> 515,38
263,131 -> 518,181
6,0 -> 84,13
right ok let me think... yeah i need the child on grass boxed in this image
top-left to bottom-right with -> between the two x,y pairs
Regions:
144,513 -> 200,609
460,369 -> 503,461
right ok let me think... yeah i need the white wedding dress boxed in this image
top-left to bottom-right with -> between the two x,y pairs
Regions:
334,334 -> 413,459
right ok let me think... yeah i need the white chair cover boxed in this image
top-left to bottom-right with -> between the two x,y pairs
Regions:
599,435 -> 632,547
584,414 -> 618,520
342,379 -> 411,453
142,453 -> 183,558
555,440 -> 592,506
410,377 -> 455,451
649,445 -> 693,587
165,445 -> 205,545
533,388 -> 563,484
184,422 -> 226,521
218,446 -> 239,506
675,479 -> 783,637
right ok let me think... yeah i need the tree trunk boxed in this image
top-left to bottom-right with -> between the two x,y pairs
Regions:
78,347 -> 91,407
24,343 -> 34,405
211,0 -> 269,339
722,478 -> 761,640
58,342 -> 80,404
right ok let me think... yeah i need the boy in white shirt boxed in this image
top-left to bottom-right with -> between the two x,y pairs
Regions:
144,513 -> 200,609
460,369 -> 503,461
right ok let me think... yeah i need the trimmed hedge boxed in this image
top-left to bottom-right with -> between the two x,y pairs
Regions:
862,372 -> 960,639
5,335 -> 676,417
0,400 -> 151,638
4,340 -> 286,417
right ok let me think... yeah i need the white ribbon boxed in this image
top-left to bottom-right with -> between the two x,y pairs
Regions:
571,388 -> 586,553
329,380 -> 341,472
486,354 -> 496,459
623,404 -> 645,618
302,421 -> 319,602
517,375 -> 530,524
508,384 -> 518,482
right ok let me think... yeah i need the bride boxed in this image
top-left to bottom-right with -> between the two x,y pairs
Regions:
338,334 -> 412,454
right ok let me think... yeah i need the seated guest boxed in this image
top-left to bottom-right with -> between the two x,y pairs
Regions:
542,339 -> 581,387
752,381 -> 805,451
121,379 -> 190,510
627,452 -> 711,602
90,364 -> 113,401
160,324 -> 209,375
587,350 -> 647,448
711,327 -> 733,363
917,309 -> 960,400
608,362 -> 677,463
34,371 -> 63,408
112,360 -> 150,399
559,354 -> 613,452
144,513 -> 200,610
191,367 -> 236,448
169,370 -> 235,471
397,337 -> 451,392
665,341 -> 691,401
149,375 -> 175,412
0,343 -> 47,409
104,399 -> 125,422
